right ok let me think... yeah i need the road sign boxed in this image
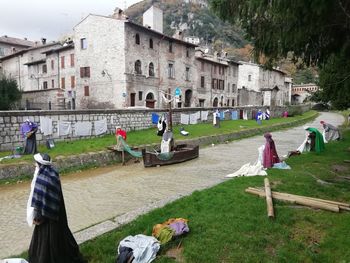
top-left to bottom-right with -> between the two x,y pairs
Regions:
175,87 -> 181,96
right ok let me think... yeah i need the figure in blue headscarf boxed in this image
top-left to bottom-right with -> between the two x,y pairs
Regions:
256,110 -> 263,125
21,119 -> 38,154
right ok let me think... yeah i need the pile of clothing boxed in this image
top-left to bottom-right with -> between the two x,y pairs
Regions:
116,218 -> 189,263
152,218 -> 189,245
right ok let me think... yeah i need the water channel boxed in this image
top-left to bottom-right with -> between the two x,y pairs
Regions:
0,112 -> 343,258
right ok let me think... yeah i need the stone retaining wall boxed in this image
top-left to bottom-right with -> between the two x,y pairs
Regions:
0,109 -> 316,180
0,105 -> 305,151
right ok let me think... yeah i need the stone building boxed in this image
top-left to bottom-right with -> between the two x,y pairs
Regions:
237,61 -> 289,106
73,6 -> 197,109
194,49 -> 239,107
291,83 -> 318,104
0,35 -> 35,58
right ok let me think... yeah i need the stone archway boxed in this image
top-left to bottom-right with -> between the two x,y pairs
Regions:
145,92 -> 155,108
184,89 -> 192,107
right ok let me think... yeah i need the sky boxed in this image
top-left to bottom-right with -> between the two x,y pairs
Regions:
0,0 -> 142,41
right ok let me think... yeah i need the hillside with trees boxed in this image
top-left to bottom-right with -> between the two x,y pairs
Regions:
125,0 -> 247,49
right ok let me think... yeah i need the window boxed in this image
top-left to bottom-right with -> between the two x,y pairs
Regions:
135,34 -> 140,45
169,41 -> 173,53
42,64 -> 47,74
248,74 -> 252,81
80,38 -> 87,49
134,60 -> 142,74
80,67 -> 90,78
149,38 -> 153,49
149,62 -> 154,76
51,79 -> 54,88
84,86 -> 89,96
70,54 -> 74,67
232,84 -> 236,93
61,56 -> 65,69
185,67 -> 190,81
168,63 -> 175,78
186,47 -> 190,58
212,79 -> 217,89
43,81 -> 48,89
61,77 -> 65,89
51,60 -> 54,70
71,76 -> 75,88
201,76 -> 205,88
138,91 -> 143,101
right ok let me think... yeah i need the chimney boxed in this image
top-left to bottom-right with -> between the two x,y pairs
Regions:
143,5 -> 163,34
112,7 -> 128,20
172,30 -> 183,40
41,38 -> 47,45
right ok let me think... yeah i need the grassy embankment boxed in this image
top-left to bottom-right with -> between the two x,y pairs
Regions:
75,127 -> 350,262
0,111 -> 317,165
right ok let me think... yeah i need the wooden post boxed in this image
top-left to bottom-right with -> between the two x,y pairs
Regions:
264,178 -> 275,218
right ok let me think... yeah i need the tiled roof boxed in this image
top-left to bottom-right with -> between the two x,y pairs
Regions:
0,35 -> 35,47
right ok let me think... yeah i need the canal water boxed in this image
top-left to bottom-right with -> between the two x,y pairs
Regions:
0,112 -> 343,258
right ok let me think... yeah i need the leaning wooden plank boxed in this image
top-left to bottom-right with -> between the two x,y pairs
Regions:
264,178 -> 274,218
245,188 -> 340,212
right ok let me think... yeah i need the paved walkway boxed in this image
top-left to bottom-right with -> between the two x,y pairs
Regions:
0,112 -> 344,259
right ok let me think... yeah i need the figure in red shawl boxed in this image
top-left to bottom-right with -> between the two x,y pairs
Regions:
115,126 -> 127,151
263,132 -> 280,168
115,126 -> 127,141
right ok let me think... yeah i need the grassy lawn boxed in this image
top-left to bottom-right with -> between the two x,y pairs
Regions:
70,130 -> 350,262
0,111 -> 317,164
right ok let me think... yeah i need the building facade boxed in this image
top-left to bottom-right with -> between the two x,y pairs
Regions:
237,61 -> 289,106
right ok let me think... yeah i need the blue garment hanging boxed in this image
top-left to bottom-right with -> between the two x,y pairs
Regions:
220,111 -> 225,120
231,111 -> 238,120
152,113 -> 159,124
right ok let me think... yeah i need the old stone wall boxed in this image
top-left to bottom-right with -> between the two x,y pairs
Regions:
0,106 -> 295,151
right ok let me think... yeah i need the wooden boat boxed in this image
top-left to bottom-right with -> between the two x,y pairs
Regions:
142,143 -> 199,167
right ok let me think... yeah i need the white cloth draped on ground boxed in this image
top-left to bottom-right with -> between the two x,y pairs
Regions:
118,234 -> 160,263
75,121 -> 92,136
201,111 -> 208,121
297,133 -> 311,153
39,117 -> 53,136
180,114 -> 189,125
26,166 -> 39,227
58,121 -> 71,136
94,119 -> 107,135
226,145 -> 267,177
